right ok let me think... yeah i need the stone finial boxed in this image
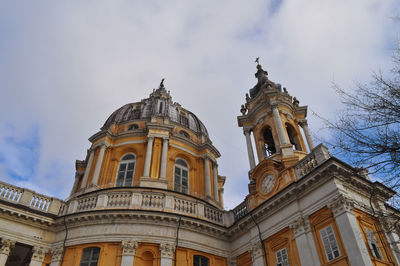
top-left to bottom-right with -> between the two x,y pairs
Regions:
293,97 -> 299,107
160,242 -> 175,258
240,105 -> 247,115
159,78 -> 165,89
121,240 -> 138,256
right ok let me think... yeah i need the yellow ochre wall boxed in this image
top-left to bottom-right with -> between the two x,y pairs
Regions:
61,242 -> 121,266
176,247 -> 226,266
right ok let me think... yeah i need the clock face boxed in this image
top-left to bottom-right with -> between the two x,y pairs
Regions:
261,175 -> 275,194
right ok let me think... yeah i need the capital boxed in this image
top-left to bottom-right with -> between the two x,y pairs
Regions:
51,245 -> 64,262
298,119 -> 308,128
249,242 -> 263,260
289,216 -> 311,237
270,102 -> 278,109
121,240 -> 138,256
0,239 -> 15,255
328,195 -> 354,217
160,242 -> 175,258
31,245 -> 48,262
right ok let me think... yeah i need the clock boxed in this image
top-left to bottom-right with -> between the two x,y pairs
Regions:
261,175 -> 275,194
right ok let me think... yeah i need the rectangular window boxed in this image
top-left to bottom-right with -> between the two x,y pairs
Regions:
80,247 -> 100,266
366,229 -> 382,259
320,225 -> 340,261
180,115 -> 189,127
276,247 -> 289,266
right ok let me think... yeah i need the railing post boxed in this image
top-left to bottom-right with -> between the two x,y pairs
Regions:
19,189 -> 34,206
48,198 -> 62,215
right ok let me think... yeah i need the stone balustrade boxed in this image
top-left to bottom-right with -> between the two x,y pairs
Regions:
0,181 -> 63,215
232,200 -> 248,222
64,187 -> 226,225
295,144 -> 330,179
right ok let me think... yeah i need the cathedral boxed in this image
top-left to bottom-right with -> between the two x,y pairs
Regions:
1,64 -> 400,266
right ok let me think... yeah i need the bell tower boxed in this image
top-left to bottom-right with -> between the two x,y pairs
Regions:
238,61 -> 315,209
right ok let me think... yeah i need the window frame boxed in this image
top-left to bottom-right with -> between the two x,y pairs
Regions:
275,247 -> 290,266
115,153 -> 137,187
319,225 -> 341,262
174,158 -> 189,194
193,255 -> 209,266
80,247 -> 101,266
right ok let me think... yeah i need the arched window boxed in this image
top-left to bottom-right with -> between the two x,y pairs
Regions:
194,255 -> 209,266
179,130 -> 190,139
174,159 -> 188,193
263,126 -> 276,157
80,247 -> 100,266
286,124 -> 301,150
128,124 -> 139,130
116,154 -> 136,187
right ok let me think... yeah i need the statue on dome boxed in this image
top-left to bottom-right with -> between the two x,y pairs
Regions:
249,58 -> 270,98
159,78 -> 165,89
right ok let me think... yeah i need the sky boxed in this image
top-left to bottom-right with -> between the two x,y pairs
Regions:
0,0 -> 399,209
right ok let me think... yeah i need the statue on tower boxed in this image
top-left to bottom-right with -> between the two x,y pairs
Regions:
249,58 -> 274,98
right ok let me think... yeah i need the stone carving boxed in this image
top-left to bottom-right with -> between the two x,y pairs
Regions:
328,195 -> 354,217
240,105 -> 247,115
160,242 -> 175,258
51,245 -> 64,262
227,256 -> 237,266
289,216 -> 311,237
249,242 -> 263,260
31,245 -> 48,262
0,239 -> 15,255
121,240 -> 138,256
293,97 -> 299,107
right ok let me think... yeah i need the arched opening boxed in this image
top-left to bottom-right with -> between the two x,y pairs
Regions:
263,126 -> 276,157
116,154 -> 136,187
174,158 -> 189,193
141,251 -> 154,266
286,124 -> 301,150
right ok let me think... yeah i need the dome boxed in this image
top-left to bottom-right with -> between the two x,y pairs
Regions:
101,87 -> 209,137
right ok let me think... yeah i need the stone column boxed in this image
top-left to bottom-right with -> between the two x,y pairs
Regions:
50,245 -> 63,266
204,156 -> 212,197
289,217 -> 320,266
249,242 -> 264,266
328,196 -> 373,266
91,142 -> 109,186
219,188 -> 224,208
143,137 -> 155,177
212,162 -> 219,201
80,149 -> 95,189
121,240 -> 138,266
29,246 -> 48,266
70,171 -> 83,195
299,119 -> 315,150
271,103 -> 290,146
243,128 -> 256,169
0,239 -> 15,266
159,138 -> 169,179
160,242 -> 175,266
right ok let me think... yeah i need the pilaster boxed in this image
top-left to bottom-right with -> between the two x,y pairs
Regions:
160,242 -> 175,266
328,196 -> 373,266
50,245 -> 63,266
289,216 -> 320,266
29,245 -> 48,266
0,239 -> 15,266
243,127 -> 256,169
81,149 -> 95,188
249,242 -> 264,266
121,240 -> 138,266
204,156 -> 212,198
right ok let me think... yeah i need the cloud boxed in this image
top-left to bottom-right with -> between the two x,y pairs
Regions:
0,0 -> 399,209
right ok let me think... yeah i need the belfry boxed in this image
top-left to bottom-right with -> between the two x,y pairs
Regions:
1,64 -> 400,266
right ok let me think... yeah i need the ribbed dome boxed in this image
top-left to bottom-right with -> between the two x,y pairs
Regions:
102,87 -> 209,137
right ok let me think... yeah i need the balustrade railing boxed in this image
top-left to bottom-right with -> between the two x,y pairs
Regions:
0,181 -> 62,215
233,201 -> 248,222
295,144 -> 330,179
